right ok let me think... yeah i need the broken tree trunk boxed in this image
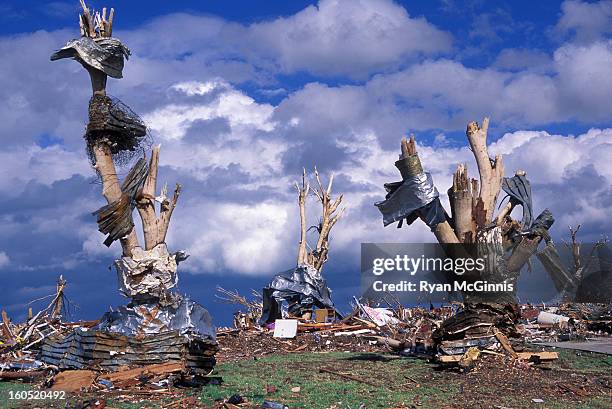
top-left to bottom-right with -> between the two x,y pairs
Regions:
449,164 -> 478,243
294,168 -> 345,272
136,145 -> 181,250
91,135 -> 139,256
466,118 -> 504,225
310,168 -> 345,271
73,3 -> 139,257
296,169 -> 310,266
398,136 -> 459,245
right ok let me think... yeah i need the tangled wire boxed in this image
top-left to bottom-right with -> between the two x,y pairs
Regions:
85,94 -> 151,168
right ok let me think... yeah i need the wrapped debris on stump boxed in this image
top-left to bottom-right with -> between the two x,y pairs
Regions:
86,94 -> 147,161
260,265 -> 338,324
375,152 -> 447,230
374,127 -> 560,361
51,36 -> 130,79
115,243 -> 184,300
259,169 -> 344,323
40,1 -> 218,380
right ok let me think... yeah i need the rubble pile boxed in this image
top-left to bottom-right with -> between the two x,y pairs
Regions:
521,303 -> 612,342
215,290 -> 612,369
1,279 -> 610,401
0,277 -> 218,396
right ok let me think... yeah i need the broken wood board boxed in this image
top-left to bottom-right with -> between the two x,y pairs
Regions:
516,351 -> 559,361
493,327 -> 517,358
102,361 -> 185,383
51,370 -> 97,392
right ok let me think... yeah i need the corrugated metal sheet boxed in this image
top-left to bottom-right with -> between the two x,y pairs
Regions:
40,328 -> 217,374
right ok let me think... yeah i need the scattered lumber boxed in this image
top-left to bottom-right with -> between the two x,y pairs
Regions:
51,370 -> 97,392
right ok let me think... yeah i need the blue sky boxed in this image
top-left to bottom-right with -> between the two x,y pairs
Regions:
0,0 -> 611,325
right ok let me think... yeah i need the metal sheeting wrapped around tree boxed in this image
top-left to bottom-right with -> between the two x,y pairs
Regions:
50,37 -> 130,79
375,172 -> 446,229
115,243 -> 180,299
95,296 -> 216,342
260,265 -> 337,324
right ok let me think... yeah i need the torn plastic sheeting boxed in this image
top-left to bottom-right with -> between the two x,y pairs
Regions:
259,265 -> 337,324
526,209 -> 555,240
396,197 -> 447,230
95,296 -> 216,341
360,306 -> 400,326
50,36 -> 130,78
115,243 -> 179,298
501,174 -> 533,229
375,172 -> 444,228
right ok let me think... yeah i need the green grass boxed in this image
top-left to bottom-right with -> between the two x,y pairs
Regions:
0,350 -> 610,408
554,349 -> 612,373
201,352 -> 456,408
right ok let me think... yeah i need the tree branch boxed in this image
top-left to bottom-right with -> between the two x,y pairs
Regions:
449,163 -> 477,242
466,117 -> 504,224
137,145 -> 160,250
158,183 -> 181,244
296,168 -> 309,266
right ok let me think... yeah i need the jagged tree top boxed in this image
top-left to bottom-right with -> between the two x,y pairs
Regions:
50,1 -> 130,79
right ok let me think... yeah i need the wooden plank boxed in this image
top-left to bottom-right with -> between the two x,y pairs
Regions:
516,351 -> 558,361
1,310 -> 15,342
493,327 -> 517,358
102,361 -> 185,383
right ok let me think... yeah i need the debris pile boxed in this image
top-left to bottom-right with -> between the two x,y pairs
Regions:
260,265 -> 338,325
215,286 -> 611,369
521,303 -> 612,342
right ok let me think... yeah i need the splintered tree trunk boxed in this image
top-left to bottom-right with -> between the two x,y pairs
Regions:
466,118 -> 504,225
311,169 -> 345,272
294,169 -> 345,272
392,118 -> 556,309
449,164 -> 477,243
77,2 -> 181,257
136,145 -> 181,250
296,169 -> 309,266
88,70 -> 139,257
